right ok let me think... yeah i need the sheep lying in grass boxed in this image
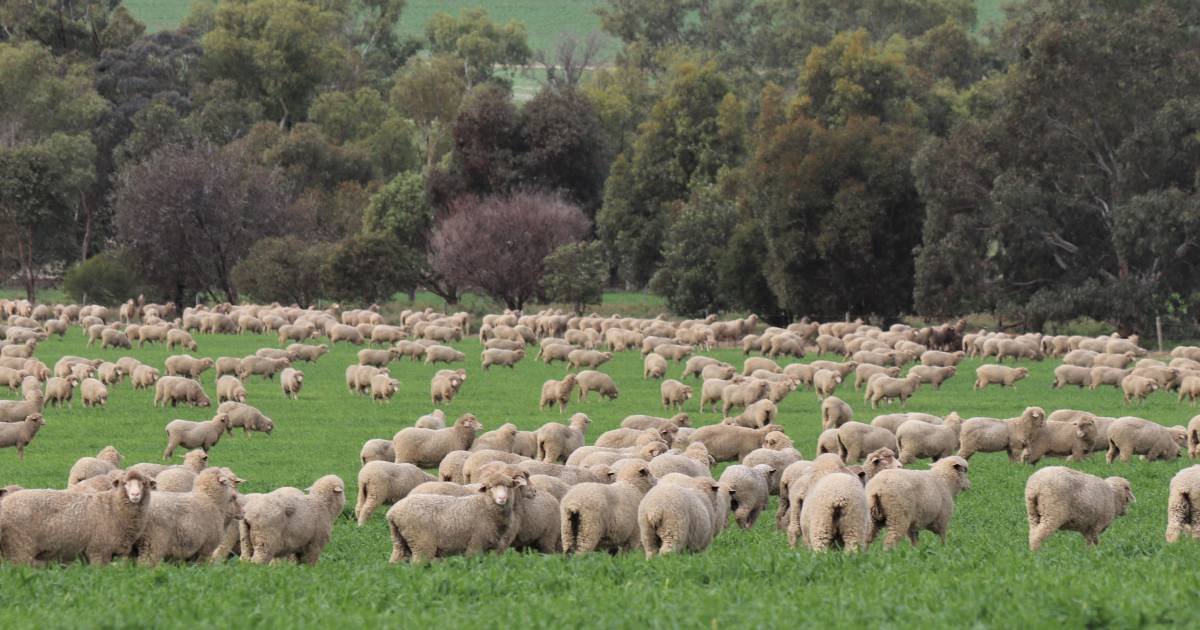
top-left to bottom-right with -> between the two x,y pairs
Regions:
240,475 -> 345,564
355,461 -> 435,525
1025,467 -> 1134,551
866,456 -> 971,548
393,414 -> 483,468
560,460 -> 657,554
1166,466 -> 1200,543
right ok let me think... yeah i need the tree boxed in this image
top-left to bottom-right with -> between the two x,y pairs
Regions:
233,236 -> 333,305
538,32 -> 606,90
113,142 -> 300,306
520,86 -> 607,214
307,87 -> 419,179
361,171 -> 453,301
62,251 -> 142,305
322,233 -> 421,305
424,8 -> 530,87
391,54 -> 466,170
0,0 -> 144,58
449,84 -> 524,195
541,241 -> 607,313
649,187 -> 738,316
430,190 -> 590,309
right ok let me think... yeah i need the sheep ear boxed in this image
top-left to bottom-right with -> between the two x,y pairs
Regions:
149,479 -> 157,490
112,478 -> 121,488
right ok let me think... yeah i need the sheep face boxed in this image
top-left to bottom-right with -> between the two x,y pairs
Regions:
1106,477 -> 1135,515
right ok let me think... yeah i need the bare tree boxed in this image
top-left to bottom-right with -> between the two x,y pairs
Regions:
538,31 -> 606,89
429,190 -> 590,309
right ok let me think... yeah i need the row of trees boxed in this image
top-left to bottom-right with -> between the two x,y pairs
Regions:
2,0 -> 1199,333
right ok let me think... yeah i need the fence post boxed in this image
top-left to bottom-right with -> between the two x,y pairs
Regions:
1156,315 -> 1164,353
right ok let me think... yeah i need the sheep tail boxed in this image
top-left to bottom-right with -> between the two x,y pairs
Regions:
869,493 -> 886,525
564,508 -> 581,553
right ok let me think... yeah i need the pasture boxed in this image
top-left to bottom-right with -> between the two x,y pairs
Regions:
1,325 -> 1198,628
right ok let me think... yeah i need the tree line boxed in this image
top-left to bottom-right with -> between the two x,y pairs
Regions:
1,0 -> 1198,334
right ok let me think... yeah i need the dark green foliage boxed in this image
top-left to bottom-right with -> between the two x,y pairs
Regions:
62,251 -> 142,305
541,241 -> 607,312
232,236 -> 333,306
322,232 -> 421,305
649,188 -> 737,316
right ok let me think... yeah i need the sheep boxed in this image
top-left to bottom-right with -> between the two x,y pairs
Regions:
1021,415 -> 1097,465
485,338 -> 524,352
655,344 -> 693,362
957,406 -> 1046,460
821,396 -> 854,430
67,446 -> 123,486
217,401 -> 274,436
355,461 -> 436,525
481,348 -> 525,371
728,399 -> 777,428
535,413 -> 591,463
1166,466 -> 1200,543
596,426 -> 675,450
528,474 -> 572,501
835,422 -> 899,463
100,329 -> 132,350
1053,365 -> 1093,389
96,362 -> 125,385
575,441 -> 667,468
568,349 -> 612,370
238,356 -> 289,381
539,374 -> 577,411
643,353 -> 668,379
973,365 -> 1029,389
134,468 -> 242,566
415,409 -> 447,430
576,370 -> 619,401
0,413 -> 45,461
328,324 -> 365,345
700,363 -> 737,382
278,367 -> 304,400
795,472 -> 870,552
719,463 -> 773,529
621,413 -> 691,431
816,428 -> 841,456
430,372 -> 464,405
907,365 -> 956,390
1190,415 -> 1200,458
424,345 -> 466,364
1025,467 -> 1134,551
132,365 -> 161,390
153,376 -> 211,408
1106,416 -> 1186,463
1179,376 -> 1200,404
0,469 -> 152,565
517,461 -> 613,485
743,357 -> 781,375
699,377 -> 741,411
538,343 -> 574,365
386,466 -> 525,563
813,369 -> 843,399
471,423 -> 520,452
393,414 -> 483,468
127,449 -> 210,479
1063,349 -> 1098,367
1089,366 -> 1130,390
1120,374 -> 1158,405
560,460 -> 657,554
896,413 -> 963,464
864,374 -> 922,408
215,357 -> 243,378
289,343 -> 329,363
360,439 -> 396,465
80,377 -> 108,408
216,375 -> 247,404
659,379 -> 692,410
240,475 -> 345,564
866,456 -> 971,548
45,376 -> 79,408
854,364 -> 899,390
638,475 -> 721,558
165,355 -> 215,379
721,379 -> 769,415
920,350 -> 964,367
166,329 -> 198,352
648,442 -> 714,479
162,413 -> 232,459
463,449 -> 530,484
682,423 -> 785,463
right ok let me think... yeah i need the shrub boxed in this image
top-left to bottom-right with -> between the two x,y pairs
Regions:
540,241 -> 606,312
232,237 -> 334,306
62,252 -> 142,305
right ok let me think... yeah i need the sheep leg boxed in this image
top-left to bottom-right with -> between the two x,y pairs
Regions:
238,521 -> 253,562
1165,493 -> 1189,543
774,499 -> 789,531
388,523 -> 408,563
1105,442 -> 1119,464
882,519 -> 909,550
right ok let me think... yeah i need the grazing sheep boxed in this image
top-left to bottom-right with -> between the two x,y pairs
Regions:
80,377 -> 108,408
896,413 -> 963,464
538,343 -> 575,365
649,442 -> 715,479
471,423 -> 520,452
568,349 -> 612,370
719,464 -> 773,529
216,401 -> 274,436
535,413 -> 591,463
360,439 -> 396,465
870,412 -> 943,434
529,475 -> 572,501
215,357 -> 243,378
355,461 -> 436,525
795,472 -> 870,553
1166,466 -> 1200,543
96,362 -> 124,385
1106,416 -> 1186,463
289,344 -> 329,363
370,374 -> 401,403
539,374 -> 577,411
162,414 -> 232,459
907,365 -> 956,390
517,461 -> 613,485
45,376 -> 79,408
393,414 -> 483,468
854,364 -> 900,390
726,399 -> 777,428
386,466 -> 525,563
957,406 -> 1046,460
463,450 -> 530,484
576,370 -> 619,401
836,422 -> 899,463
1022,415 -> 1097,464
721,379 -> 769,416
240,475 -> 345,564
415,409 -> 447,430
100,329 -> 132,350
864,374 -> 922,409
216,376 -> 247,404
682,423 -> 785,463
424,345 -> 466,364
1190,415 -> 1200,458
700,363 -> 737,382
328,324 -> 365,345
134,468 -> 242,566
166,329 -> 198,352
1053,365 -> 1094,389
1089,366 -> 1130,390
821,396 -> 854,430
0,414 -> 45,461
1025,467 -> 1134,551
660,379 -> 692,410
682,356 -> 724,379
643,353 -> 668,380
429,372 -> 464,405
596,426 -> 674,450
1178,376 -> 1200,404
0,469 -> 152,565
67,446 -> 123,486
655,344 -> 693,362
132,365 -> 161,390
813,369 -> 843,399
239,356 -> 289,381
560,460 -> 657,554
127,449 -> 210,480
165,355 -> 215,379
281,367 -> 304,399
866,456 -> 971,548
920,350 -> 964,367
622,413 -> 691,431
816,428 -> 841,456
480,348 -> 525,371
638,475 -> 721,558
575,441 -> 667,468
973,365 -> 1029,389
1120,374 -> 1158,405
153,376 -> 211,408
743,357 -> 781,375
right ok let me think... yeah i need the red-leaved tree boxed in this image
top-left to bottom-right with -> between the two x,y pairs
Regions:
429,190 -> 590,309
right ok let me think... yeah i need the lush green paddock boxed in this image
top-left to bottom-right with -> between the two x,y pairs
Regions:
1,327 -> 1198,628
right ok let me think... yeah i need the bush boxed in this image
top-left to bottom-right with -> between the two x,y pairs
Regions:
322,233 -> 422,305
540,241 -> 606,312
233,237 -> 334,306
62,252 -> 142,305
649,188 -> 737,317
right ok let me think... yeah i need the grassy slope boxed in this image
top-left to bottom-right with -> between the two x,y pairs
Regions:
0,326 -> 1198,628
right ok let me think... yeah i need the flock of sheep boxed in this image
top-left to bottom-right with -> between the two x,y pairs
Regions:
0,298 -> 1199,567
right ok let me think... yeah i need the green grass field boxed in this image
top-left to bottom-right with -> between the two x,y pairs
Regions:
1,324 -> 1198,628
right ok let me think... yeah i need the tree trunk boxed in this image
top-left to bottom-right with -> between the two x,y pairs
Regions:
79,189 -> 93,264
17,229 -> 36,304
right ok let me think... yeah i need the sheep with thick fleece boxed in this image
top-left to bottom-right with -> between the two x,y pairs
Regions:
355,461 -> 435,525
920,350 -> 964,367
795,471 -> 870,552
701,363 -> 737,382
505,474 -> 562,553
517,461 -> 613,485
596,426 -> 675,450
725,399 -> 777,428
622,413 -> 690,431
719,463 -> 773,529
836,422 -> 899,464
649,442 -> 714,479
866,456 -> 971,548
560,460 -> 656,554
162,414 -> 232,459
387,466 -> 525,562
0,414 -> 45,461
127,449 -> 209,479
67,446 -> 123,486
1120,374 -> 1158,405
813,369 -> 843,399
216,401 -> 274,436
471,423 -> 520,452
45,376 -> 78,408
153,376 -> 211,408
240,475 -> 344,564
134,468 -> 242,566
281,367 -> 304,400
896,413 -> 963,464
539,374 -> 577,411
660,379 -> 692,410
1166,466 -> 1200,542
437,450 -> 471,483
463,450 -> 530,484
568,349 -> 612,370
370,374 -> 401,403
165,355 -> 214,379
535,413 -> 591,463
1025,467 -> 1134,551
1189,415 -> 1200,458
907,365 -> 956,390
871,412 -> 941,434
576,370 -> 619,401
1089,366 -> 1130,389
854,364 -> 900,390
821,396 -> 853,430
638,475 -> 721,558
216,375 -> 247,404
1022,415 -> 1097,464
776,456 -> 847,532
415,409 -> 446,430
643,353 -> 668,379
393,414 -> 482,468
683,423 -> 785,463
1053,365 -> 1093,389
78,377 -> 108,408
576,441 -> 668,468
423,345 -> 465,364
1106,416 -> 1186,463
0,469 -> 152,565
974,365 -> 1029,390
430,372 -> 464,405
721,379 -> 769,415
865,374 -> 922,409
482,348 -> 525,370
956,406 -> 1045,460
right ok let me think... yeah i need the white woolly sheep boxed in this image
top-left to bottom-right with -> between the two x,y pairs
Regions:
424,345 -> 466,364
864,374 -> 922,409
1120,374 -> 1158,405
621,413 -> 690,432
1025,467 -> 1134,551
162,414 -> 232,459
648,442 -> 715,479
539,374 -> 577,411
576,370 -> 619,401
957,406 -> 1045,461
721,379 -> 769,416
153,376 -> 211,408
660,379 -> 692,410
1106,416 -> 1185,463
1166,466 -> 1200,543
80,377 -> 108,408
560,460 -> 656,554
1053,365 -> 1093,389
835,422 -> 899,463
795,472 -> 869,553
1089,366 -> 1130,389
854,364 -> 900,390
134,468 -> 241,566
682,423 -> 785,463
216,376 -> 247,404
217,401 -> 274,436
535,413 -> 592,463
45,376 -> 78,408
67,446 -> 123,486
240,475 -> 345,564
280,367 -> 304,399
973,365 -> 1029,389
568,349 -> 612,370
387,466 -> 524,562
907,365 -> 956,390
0,413 -> 45,461
896,413 -> 963,464
165,355 -> 215,379
643,353 -> 668,380
719,463 -> 773,529
813,369 -> 843,399
355,461 -> 436,525
596,426 -> 674,450
392,414 -> 482,468
821,396 -> 853,430
1022,415 -> 1096,464
866,456 -> 971,548
361,439 -> 396,465
870,412 -> 942,434
638,475 -> 721,558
